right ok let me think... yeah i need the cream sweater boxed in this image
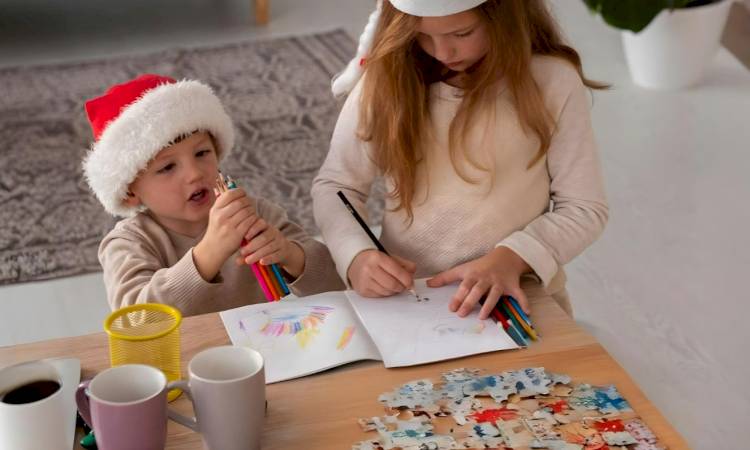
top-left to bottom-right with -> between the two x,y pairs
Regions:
98,198 -> 345,316
312,56 -> 608,305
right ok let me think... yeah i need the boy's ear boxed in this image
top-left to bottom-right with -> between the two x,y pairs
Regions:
123,190 -> 141,208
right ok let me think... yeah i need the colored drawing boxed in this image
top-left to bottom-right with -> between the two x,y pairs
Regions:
337,326 -> 356,350
259,305 -> 334,336
295,327 -> 319,348
239,305 -> 335,349
432,321 -> 486,336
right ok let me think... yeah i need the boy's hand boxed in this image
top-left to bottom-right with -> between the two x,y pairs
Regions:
194,188 -> 256,281
426,246 -> 531,320
237,219 -> 306,278
347,250 -> 416,297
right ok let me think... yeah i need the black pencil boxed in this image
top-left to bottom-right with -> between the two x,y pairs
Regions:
336,190 -> 416,296
336,190 -> 388,254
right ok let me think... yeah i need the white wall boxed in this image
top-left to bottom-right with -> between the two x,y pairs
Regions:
551,2 -> 750,449
0,275 -> 110,344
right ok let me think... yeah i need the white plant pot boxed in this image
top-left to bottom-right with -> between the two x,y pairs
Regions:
621,0 -> 733,89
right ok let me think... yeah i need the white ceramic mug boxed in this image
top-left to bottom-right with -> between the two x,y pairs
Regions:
0,358 -> 80,450
169,346 -> 266,450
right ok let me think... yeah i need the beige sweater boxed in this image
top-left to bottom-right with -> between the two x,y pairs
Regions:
99,198 -> 345,316
312,56 -> 608,306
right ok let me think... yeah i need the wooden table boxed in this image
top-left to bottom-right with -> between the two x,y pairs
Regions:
0,297 -> 689,449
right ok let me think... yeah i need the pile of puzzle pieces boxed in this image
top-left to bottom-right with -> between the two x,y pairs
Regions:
352,367 -> 665,450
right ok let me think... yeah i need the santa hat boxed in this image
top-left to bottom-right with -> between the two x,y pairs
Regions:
331,0 -> 487,97
82,74 -> 234,217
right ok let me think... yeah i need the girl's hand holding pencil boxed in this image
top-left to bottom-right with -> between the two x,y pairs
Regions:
348,249 -> 416,297
427,246 -> 532,320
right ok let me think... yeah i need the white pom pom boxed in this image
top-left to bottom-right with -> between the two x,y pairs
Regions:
332,60 -> 364,98
331,1 -> 383,97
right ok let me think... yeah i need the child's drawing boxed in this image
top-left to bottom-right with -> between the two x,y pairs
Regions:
346,279 -> 518,367
432,321 -> 486,336
240,305 -> 335,349
337,326 -> 356,350
220,294 -> 381,384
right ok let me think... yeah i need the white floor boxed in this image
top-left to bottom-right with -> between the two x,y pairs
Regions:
1,1 -> 749,449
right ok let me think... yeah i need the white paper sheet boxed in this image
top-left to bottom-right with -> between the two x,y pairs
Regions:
220,292 -> 382,383
345,280 -> 519,367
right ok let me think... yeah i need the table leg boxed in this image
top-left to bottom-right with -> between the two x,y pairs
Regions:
254,0 -> 269,25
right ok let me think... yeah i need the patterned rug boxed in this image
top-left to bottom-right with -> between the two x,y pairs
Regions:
0,29 -> 384,285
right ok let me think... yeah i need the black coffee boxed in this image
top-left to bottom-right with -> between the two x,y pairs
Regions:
0,380 -> 60,404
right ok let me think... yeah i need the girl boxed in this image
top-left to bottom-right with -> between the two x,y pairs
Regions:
84,74 -> 344,316
312,0 -> 608,319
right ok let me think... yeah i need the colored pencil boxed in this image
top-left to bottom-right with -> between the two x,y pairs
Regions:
479,297 -> 525,347
505,321 -> 528,347
494,302 -> 528,346
225,173 -> 289,300
502,297 -> 538,341
499,301 -> 530,341
241,236 -> 275,302
488,306 -> 507,329
507,295 -> 536,330
219,174 -> 279,301
250,262 -> 275,302
479,297 -> 507,328
271,263 -> 290,295
264,263 -> 285,300
337,190 -> 417,298
259,263 -> 280,300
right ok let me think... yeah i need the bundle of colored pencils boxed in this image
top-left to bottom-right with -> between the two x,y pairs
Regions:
216,173 -> 290,301
480,295 -> 538,346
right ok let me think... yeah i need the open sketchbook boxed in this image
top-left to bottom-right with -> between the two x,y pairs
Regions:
219,279 -> 521,383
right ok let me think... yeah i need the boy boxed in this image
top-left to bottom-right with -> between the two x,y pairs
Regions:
83,74 -> 344,316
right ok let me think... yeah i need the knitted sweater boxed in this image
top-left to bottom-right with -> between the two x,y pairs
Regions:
98,198 -> 345,316
312,56 -> 608,304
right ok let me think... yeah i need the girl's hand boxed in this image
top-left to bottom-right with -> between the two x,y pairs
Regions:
238,218 -> 306,278
347,250 -> 416,297
426,247 -> 532,319
194,188 -> 256,281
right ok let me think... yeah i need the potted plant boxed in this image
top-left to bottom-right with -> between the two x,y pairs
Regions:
584,0 -> 734,89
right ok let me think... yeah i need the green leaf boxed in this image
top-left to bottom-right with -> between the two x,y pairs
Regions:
583,0 -> 692,33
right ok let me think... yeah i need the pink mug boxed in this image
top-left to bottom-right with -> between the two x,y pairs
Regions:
76,364 -> 183,450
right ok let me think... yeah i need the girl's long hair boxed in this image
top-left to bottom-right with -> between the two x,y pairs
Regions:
358,0 -> 607,223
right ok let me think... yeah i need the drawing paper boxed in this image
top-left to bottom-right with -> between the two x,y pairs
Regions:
220,280 -> 520,383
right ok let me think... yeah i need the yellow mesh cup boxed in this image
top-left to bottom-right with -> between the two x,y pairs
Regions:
104,304 -> 183,401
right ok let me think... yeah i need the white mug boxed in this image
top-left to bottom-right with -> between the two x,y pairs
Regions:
0,358 -> 80,450
169,346 -> 266,450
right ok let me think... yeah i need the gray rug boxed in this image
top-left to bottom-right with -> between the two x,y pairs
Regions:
0,29 -> 384,285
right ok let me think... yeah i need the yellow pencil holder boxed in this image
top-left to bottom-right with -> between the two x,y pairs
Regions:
104,304 -> 183,401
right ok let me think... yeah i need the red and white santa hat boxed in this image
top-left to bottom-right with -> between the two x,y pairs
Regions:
331,0 -> 487,97
82,74 -> 234,217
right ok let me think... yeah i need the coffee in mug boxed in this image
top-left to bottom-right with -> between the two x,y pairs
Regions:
1,379 -> 61,404
0,358 -> 79,450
